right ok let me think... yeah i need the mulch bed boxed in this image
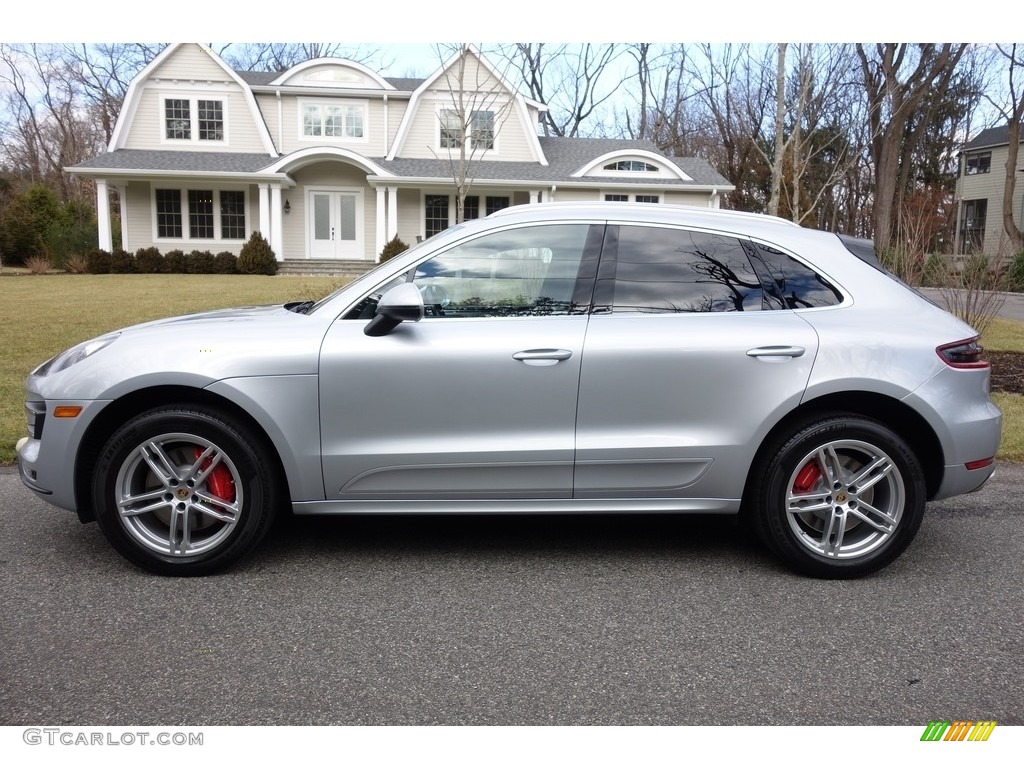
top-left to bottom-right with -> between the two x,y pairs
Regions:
988,351 -> 1024,395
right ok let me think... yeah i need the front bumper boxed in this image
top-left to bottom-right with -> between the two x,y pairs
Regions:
16,399 -> 110,516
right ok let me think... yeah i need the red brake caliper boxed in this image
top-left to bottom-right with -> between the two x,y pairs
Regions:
793,461 -> 822,493
194,448 -> 236,504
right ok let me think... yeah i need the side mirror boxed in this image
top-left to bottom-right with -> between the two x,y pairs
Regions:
364,283 -> 424,336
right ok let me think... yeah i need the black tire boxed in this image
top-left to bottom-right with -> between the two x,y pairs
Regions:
91,405 -> 279,576
749,414 -> 926,579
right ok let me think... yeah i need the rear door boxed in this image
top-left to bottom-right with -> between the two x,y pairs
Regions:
573,224 -> 823,504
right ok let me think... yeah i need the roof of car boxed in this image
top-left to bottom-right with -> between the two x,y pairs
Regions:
487,201 -> 801,232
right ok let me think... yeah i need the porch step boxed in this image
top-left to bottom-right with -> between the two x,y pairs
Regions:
278,259 -> 377,277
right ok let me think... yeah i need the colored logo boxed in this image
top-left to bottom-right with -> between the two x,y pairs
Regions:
920,721 -> 997,742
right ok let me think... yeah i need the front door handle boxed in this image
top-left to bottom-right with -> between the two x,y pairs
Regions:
746,345 -> 806,361
512,349 -> 573,366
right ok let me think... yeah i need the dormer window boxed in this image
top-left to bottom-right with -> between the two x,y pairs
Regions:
439,109 -> 495,150
163,97 -> 225,143
603,160 -> 659,172
301,101 -> 366,141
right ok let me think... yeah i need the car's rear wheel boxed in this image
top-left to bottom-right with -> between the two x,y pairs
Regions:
92,405 -> 278,576
751,414 -> 926,578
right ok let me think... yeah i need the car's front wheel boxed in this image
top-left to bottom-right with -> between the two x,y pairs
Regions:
751,414 -> 926,579
92,405 -> 279,575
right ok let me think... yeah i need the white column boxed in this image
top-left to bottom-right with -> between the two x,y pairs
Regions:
117,185 -> 127,251
95,179 -> 112,252
529,189 -> 540,204
258,184 -> 270,238
387,186 -> 399,241
270,185 -> 284,261
375,186 -> 386,261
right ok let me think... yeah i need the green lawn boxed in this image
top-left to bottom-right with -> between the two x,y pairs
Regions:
1,273 -> 1021,465
0,273 -> 348,464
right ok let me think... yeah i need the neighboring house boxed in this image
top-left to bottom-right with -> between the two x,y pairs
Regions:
954,125 -> 1024,258
69,43 -> 734,264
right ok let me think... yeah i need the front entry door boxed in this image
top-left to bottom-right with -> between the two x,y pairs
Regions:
309,189 -> 363,259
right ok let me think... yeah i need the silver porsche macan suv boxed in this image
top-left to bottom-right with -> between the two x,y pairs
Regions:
16,202 -> 1002,578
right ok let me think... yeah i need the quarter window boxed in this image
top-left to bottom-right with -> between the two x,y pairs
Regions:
745,242 -> 843,309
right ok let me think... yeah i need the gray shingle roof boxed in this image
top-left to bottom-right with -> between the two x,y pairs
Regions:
72,143 -> 733,189
236,70 -> 422,92
71,150 -> 276,173
964,125 -> 1024,150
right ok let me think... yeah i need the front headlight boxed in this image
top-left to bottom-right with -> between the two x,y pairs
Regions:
33,333 -> 120,376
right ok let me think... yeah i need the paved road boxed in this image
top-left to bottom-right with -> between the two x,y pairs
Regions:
0,465 -> 1021,726
920,287 -> 1024,321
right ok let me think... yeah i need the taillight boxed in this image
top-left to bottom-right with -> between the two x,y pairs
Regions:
936,338 -> 989,369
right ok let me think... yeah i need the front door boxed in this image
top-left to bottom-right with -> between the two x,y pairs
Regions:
309,189 -> 363,260
318,222 -> 598,501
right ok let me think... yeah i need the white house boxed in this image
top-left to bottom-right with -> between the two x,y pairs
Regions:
69,43 -> 735,264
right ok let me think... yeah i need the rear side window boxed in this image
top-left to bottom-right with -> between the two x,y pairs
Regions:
744,241 -> 843,309
601,225 -> 763,313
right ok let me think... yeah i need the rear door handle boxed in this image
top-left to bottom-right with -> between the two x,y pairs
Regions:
513,349 -> 573,366
746,346 -> 806,360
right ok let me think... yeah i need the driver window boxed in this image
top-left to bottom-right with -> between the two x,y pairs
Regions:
411,224 -> 590,317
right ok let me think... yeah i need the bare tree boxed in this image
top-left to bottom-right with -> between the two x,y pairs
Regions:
504,43 -> 628,137
431,45 -> 519,223
994,44 -> 1024,253
856,44 -> 969,250
218,43 -> 383,72
60,43 -> 161,145
0,44 -> 106,200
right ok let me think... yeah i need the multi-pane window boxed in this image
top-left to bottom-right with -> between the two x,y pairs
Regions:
165,98 -> 223,142
603,160 -> 659,172
440,109 -> 495,150
165,99 -> 191,140
635,195 -> 659,204
485,196 -> 509,215
463,196 -> 480,221
966,152 -> 991,175
960,199 -> 988,254
156,189 -> 245,240
220,191 -> 246,240
425,195 -> 449,238
188,191 -> 215,238
303,103 -> 365,139
197,101 -> 224,140
156,189 -> 183,238
605,194 -> 629,202
471,111 -> 494,149
439,110 -> 462,148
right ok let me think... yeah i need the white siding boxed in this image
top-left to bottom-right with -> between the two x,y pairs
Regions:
119,179 -> 257,255
286,162 -> 377,259
123,44 -> 267,153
